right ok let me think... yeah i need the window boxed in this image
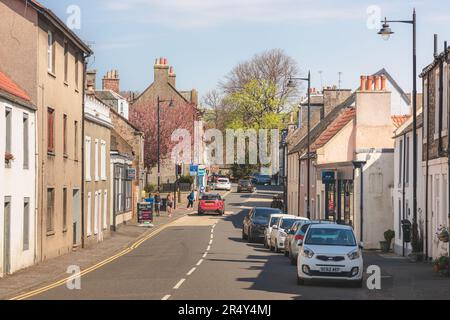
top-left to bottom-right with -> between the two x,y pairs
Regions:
103,190 -> 108,230
23,113 -> 29,169
85,136 -> 91,181
46,188 -> 55,234
95,139 -> 99,181
64,41 -> 68,83
398,199 -> 402,240
94,191 -> 99,235
405,136 -> 409,185
47,108 -> 55,153
435,69 -> 440,138
100,140 -> 106,180
5,107 -> 12,167
87,192 -> 92,236
398,139 -> 403,186
74,121 -> 78,161
47,31 -> 54,73
63,114 -> 68,157
23,198 -> 30,251
63,188 -> 67,232
300,162 -> 305,186
75,53 -> 79,89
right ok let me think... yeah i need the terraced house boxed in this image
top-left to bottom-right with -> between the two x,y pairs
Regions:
0,0 -> 92,264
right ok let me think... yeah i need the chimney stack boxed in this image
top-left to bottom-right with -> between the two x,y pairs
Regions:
434,34 -> 438,58
168,66 -> 176,88
154,57 -> 170,84
102,69 -> 120,93
86,69 -> 97,92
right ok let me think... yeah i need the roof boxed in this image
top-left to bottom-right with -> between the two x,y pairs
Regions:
373,68 -> 411,105
300,94 -> 324,106
392,115 -> 411,129
420,47 -> 450,78
310,107 -> 356,152
289,93 -> 356,155
0,70 -> 35,110
26,0 -> 92,55
393,110 -> 423,138
95,90 -> 125,101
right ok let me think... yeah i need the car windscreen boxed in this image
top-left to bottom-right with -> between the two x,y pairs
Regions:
269,217 -> 280,226
201,195 -> 221,201
280,219 -> 298,230
217,179 -> 229,183
304,228 -> 356,246
253,209 -> 279,225
239,180 -> 251,185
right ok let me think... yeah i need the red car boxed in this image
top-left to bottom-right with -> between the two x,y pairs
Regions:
198,194 -> 225,215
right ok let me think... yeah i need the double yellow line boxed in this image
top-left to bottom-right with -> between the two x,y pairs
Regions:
9,218 -> 181,300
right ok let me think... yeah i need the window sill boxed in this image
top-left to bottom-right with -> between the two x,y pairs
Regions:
46,231 -> 55,237
47,151 -> 55,157
63,228 -> 68,233
63,154 -> 68,159
75,88 -> 79,94
441,130 -> 448,137
85,178 -> 92,182
64,81 -> 69,87
47,71 -> 56,79
434,133 -> 440,140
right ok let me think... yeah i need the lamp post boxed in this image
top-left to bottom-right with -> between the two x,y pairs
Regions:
378,8 -> 418,249
287,71 -> 311,219
157,96 -> 174,191
352,160 -> 366,242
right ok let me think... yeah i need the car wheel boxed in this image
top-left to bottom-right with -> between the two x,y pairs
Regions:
242,229 -> 247,240
248,230 -> 253,243
263,238 -> 269,249
284,249 -> 289,257
269,242 -> 274,251
289,252 -> 297,265
275,244 -> 281,253
297,276 -> 305,285
220,210 -> 225,216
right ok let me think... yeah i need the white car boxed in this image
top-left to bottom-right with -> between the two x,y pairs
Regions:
296,224 -> 363,287
270,215 -> 308,253
215,178 -> 231,191
264,214 -> 284,248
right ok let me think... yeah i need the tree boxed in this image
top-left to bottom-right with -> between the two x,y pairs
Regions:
130,102 -> 195,169
220,49 -> 299,113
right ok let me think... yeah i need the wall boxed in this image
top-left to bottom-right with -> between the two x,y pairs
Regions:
0,99 -> 36,276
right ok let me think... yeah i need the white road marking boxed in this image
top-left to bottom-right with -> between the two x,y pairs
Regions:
187,267 -> 196,276
162,295 -> 171,300
209,239 -> 213,245
196,259 -> 204,266
207,245 -> 211,251
210,234 -> 214,239
202,252 -> 208,258
173,278 -> 186,289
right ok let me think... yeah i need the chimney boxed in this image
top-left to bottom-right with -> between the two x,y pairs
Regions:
434,34 -> 438,58
323,87 -> 353,118
154,57 -> 170,84
168,66 -> 176,88
380,75 -> 387,91
360,76 -> 367,91
102,69 -> 120,93
374,75 -> 381,91
190,89 -> 198,106
86,69 -> 97,92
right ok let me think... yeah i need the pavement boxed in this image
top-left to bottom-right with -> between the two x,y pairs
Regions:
2,185 -> 450,300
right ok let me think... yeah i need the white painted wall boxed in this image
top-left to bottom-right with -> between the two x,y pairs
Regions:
0,98 -> 36,276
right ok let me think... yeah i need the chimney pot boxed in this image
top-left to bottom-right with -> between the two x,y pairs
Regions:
360,76 -> 367,91
374,75 -> 381,91
366,76 -> 374,91
380,75 -> 387,91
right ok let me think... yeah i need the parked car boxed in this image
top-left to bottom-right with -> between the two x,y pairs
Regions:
286,220 -> 335,265
284,220 -> 309,258
242,207 -> 283,243
214,177 -> 232,191
269,216 -> 309,253
251,174 -> 272,185
264,213 -> 285,248
198,193 -> 225,215
296,224 -> 363,287
237,179 -> 255,193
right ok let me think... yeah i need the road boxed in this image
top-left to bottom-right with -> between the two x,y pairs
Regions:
28,185 -> 450,300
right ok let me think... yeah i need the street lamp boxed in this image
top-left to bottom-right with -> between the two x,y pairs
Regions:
287,71 -> 311,219
157,96 -> 174,191
352,160 -> 366,242
377,8 -> 418,253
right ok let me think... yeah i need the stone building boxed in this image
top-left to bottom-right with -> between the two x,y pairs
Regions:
0,0 -> 92,261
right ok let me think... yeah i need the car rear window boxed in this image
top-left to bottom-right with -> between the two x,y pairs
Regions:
280,218 -> 298,230
201,194 -> 221,200
218,179 -> 229,183
269,217 -> 280,226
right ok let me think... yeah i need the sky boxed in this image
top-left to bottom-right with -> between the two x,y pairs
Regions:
40,0 -> 450,101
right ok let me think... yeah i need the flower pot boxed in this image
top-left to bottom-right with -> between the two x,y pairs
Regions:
438,235 -> 449,243
409,252 -> 424,262
380,241 -> 390,253
433,264 -> 440,273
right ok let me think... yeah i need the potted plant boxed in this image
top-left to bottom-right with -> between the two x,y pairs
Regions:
379,229 -> 395,252
432,255 -> 449,274
4,152 -> 14,164
436,225 -> 449,243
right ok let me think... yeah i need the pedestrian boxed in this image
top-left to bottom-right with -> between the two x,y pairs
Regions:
187,189 -> 195,209
167,193 -> 173,217
154,191 -> 161,217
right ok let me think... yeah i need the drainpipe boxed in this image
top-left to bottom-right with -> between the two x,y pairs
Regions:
81,55 -> 90,248
284,146 -> 288,214
402,133 -> 407,257
438,58 -> 445,156
445,42 -> 450,275
297,152 -> 301,217
425,72 -> 430,261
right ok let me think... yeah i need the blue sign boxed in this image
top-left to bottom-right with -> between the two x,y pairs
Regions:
198,168 -> 206,176
322,171 -> 335,184
189,164 -> 198,176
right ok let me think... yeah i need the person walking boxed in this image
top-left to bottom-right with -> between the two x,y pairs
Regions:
167,193 -> 173,217
154,191 -> 161,217
187,190 -> 195,209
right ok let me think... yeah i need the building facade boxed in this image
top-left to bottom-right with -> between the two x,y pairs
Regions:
0,71 -> 37,276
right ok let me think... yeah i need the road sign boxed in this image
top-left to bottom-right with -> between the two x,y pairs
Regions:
189,164 -> 198,176
127,168 -> 136,179
322,171 -> 335,184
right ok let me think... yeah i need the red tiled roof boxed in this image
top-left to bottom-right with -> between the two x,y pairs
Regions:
311,108 -> 356,152
0,70 -> 31,102
391,115 -> 411,129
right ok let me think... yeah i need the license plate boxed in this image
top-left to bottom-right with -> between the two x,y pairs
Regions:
320,267 -> 341,273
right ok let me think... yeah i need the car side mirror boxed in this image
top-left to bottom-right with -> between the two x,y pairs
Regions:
272,225 -> 278,230
297,240 -> 303,246
359,242 -> 364,249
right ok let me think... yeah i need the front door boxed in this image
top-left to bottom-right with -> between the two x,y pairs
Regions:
72,189 -> 81,246
3,197 -> 11,275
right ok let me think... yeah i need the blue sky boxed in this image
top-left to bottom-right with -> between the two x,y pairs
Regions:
41,0 -> 450,100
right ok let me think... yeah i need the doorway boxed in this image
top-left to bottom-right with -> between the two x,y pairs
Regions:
3,197 -> 11,275
72,189 -> 81,246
